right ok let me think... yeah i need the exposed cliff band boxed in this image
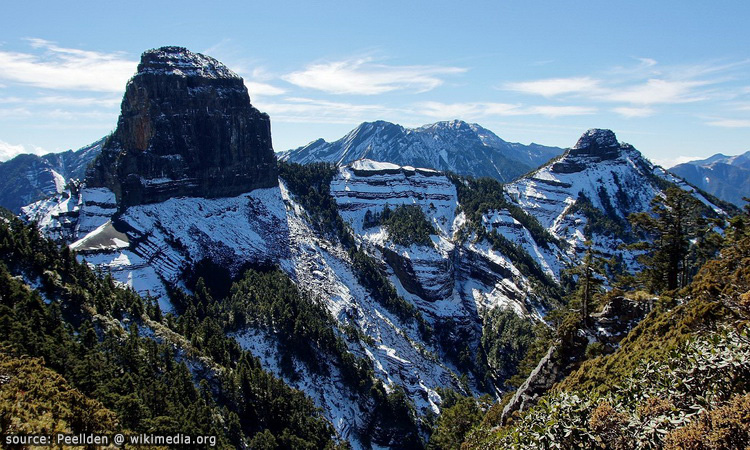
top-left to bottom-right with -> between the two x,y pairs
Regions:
88,46 -> 277,208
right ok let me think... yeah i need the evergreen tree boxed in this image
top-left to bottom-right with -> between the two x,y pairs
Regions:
629,187 -> 704,292
565,241 -> 607,325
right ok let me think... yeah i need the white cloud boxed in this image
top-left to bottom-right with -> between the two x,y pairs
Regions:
504,77 -> 600,97
259,97 -> 397,124
650,155 -> 702,168
0,139 -> 47,161
414,101 -> 520,119
283,57 -> 467,95
706,118 -> 750,128
524,105 -> 596,117
0,95 -> 121,107
602,79 -> 709,105
0,140 -> 25,161
613,106 -> 655,118
0,39 -> 136,92
411,102 -> 595,120
636,58 -> 658,68
0,107 -> 32,118
245,81 -> 285,97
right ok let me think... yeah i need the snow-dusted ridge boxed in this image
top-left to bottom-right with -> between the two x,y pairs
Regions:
506,129 -> 729,267
282,120 -> 562,182
23,130 -> 712,448
23,157 -> 575,446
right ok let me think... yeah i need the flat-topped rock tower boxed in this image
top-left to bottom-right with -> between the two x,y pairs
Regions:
88,46 -> 277,208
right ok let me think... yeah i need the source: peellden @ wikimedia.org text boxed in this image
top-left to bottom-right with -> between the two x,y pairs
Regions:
3,432 -> 218,447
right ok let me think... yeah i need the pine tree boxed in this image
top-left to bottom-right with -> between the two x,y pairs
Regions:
629,187 -> 704,292
565,241 -> 607,326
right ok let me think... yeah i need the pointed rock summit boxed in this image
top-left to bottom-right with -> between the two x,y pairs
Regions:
552,128 -> 631,173
569,128 -> 621,159
88,46 -> 277,208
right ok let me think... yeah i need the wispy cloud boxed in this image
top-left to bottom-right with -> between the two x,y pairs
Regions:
502,59 -> 745,118
504,77 -> 600,97
602,79 -> 710,105
245,81 -> 285,97
706,118 -> 750,128
259,97 -> 398,124
412,101 -> 595,119
651,155 -> 703,168
0,39 -> 136,92
524,105 -> 596,117
613,106 -> 655,118
0,95 -> 121,107
283,57 -> 467,95
414,101 -> 520,119
0,107 -> 32,118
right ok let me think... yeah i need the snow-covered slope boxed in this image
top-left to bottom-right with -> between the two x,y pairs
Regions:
506,129 -> 728,266
331,159 -> 561,311
282,120 -> 562,182
23,158 -> 573,447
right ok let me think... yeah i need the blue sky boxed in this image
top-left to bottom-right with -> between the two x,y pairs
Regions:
1,0 -> 749,167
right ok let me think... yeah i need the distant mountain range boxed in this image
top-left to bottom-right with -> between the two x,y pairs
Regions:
670,151 -> 750,207
281,119 -> 563,182
0,139 -> 103,212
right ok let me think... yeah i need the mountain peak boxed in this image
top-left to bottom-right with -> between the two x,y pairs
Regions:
573,128 -> 618,150
569,128 -> 621,160
87,46 -> 277,208
137,46 -> 240,80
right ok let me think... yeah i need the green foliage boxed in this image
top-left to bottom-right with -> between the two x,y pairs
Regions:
0,351 -> 118,436
505,321 -> 555,389
480,308 -> 535,387
427,394 -> 490,450
629,186 -> 715,292
278,161 -> 355,248
0,209 -> 344,448
348,246 -> 432,339
465,328 -> 750,449
366,204 -> 436,247
446,175 -> 561,299
449,174 -> 560,250
569,191 -> 631,240
280,163 -> 429,336
564,241 -> 608,325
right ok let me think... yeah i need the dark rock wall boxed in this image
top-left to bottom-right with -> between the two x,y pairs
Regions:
88,47 -> 277,208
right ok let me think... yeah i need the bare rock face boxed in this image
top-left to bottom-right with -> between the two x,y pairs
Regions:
552,129 -> 626,173
88,46 -> 277,208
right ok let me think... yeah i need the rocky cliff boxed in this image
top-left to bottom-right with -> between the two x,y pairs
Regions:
88,46 -> 277,208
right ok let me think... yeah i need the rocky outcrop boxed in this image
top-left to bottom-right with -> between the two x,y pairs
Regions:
501,295 -> 654,423
507,129 -> 728,272
568,128 -> 622,160
501,344 -> 561,423
88,46 -> 277,208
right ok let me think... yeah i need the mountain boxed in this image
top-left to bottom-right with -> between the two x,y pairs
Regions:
461,210 -> 750,449
505,129 -> 730,269
87,46 -> 277,209
0,138 -> 102,212
669,150 -> 750,207
12,46 -> 740,449
281,119 -> 563,182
